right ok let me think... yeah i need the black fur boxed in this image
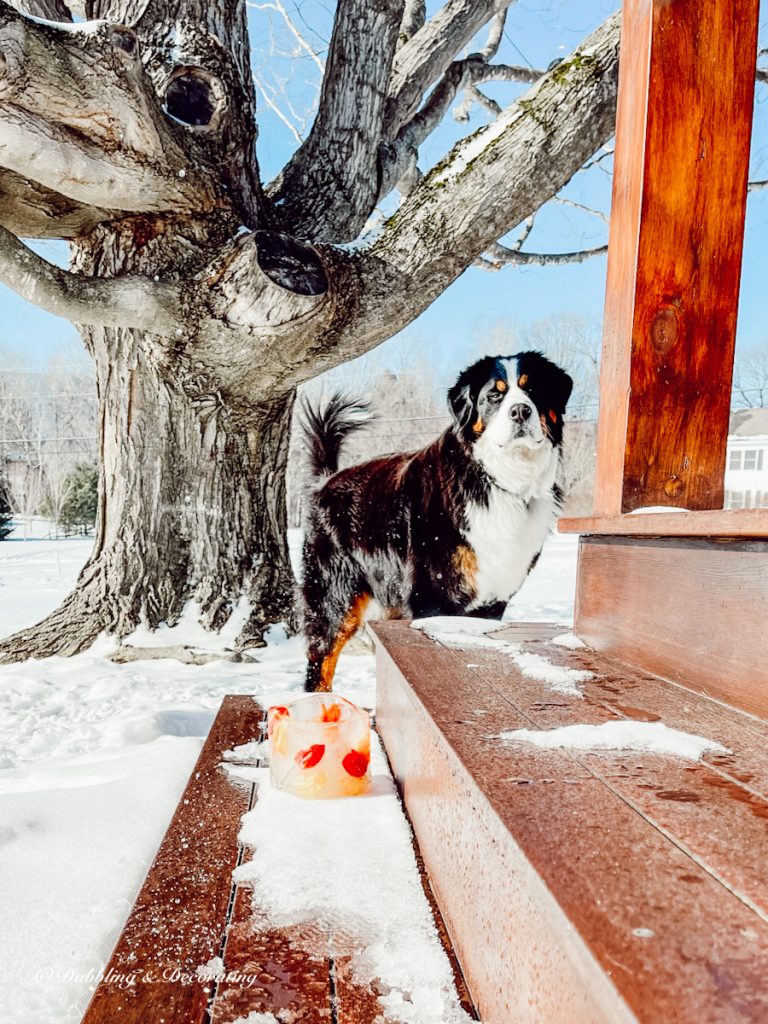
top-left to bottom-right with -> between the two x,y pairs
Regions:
299,393 -> 371,476
300,352 -> 572,691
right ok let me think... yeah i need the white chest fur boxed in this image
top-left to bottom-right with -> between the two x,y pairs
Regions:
463,488 -> 556,610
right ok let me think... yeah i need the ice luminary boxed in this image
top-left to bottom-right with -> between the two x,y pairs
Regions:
267,695 -> 371,799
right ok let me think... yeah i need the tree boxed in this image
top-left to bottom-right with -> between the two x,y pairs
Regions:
0,0 -> 625,660
733,340 -> 768,409
57,463 -> 99,536
0,478 -> 12,540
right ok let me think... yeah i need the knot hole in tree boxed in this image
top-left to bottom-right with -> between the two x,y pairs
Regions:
254,231 -> 328,296
110,27 -> 138,56
162,66 -> 225,130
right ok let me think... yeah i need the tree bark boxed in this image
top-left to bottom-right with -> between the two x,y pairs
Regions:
0,178 -> 296,659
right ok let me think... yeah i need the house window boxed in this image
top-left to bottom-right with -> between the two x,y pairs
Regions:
743,449 -> 764,471
730,491 -> 745,509
729,449 -> 742,470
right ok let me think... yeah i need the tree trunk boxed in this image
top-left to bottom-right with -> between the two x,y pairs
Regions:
0,215 -> 297,661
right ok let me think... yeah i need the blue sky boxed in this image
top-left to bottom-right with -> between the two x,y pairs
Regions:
2,0 -> 766,383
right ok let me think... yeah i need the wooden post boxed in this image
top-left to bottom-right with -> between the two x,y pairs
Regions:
594,0 -> 759,515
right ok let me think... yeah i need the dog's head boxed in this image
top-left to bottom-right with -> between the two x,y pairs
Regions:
448,352 -> 573,494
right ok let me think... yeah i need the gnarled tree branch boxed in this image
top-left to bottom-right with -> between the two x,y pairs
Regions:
0,4 -> 222,217
0,224 -> 183,331
478,240 -> 608,270
270,0 -> 406,241
0,167 -> 114,238
7,0 -> 71,20
384,0 -> 514,135
380,54 -> 542,196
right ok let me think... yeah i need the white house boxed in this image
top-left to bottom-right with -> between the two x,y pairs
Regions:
725,409 -> 768,509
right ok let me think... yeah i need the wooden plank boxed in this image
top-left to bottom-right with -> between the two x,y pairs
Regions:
594,0 -> 759,514
574,536 -> 768,719
455,644 -> 768,920
81,696 -> 263,1024
209,896 -> 333,1023
559,509 -> 768,538
373,621 -> 768,1024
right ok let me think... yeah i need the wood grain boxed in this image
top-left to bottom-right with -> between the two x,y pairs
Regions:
574,536 -> 768,719
594,0 -> 759,514
558,508 -> 768,537
80,696 -> 263,1024
373,621 -> 768,1024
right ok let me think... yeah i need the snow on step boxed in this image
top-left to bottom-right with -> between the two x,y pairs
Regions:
233,734 -> 473,1024
412,617 -> 592,697
498,721 -> 730,761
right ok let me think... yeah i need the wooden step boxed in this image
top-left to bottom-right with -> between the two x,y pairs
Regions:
372,620 -> 768,1024
80,694 -> 473,1023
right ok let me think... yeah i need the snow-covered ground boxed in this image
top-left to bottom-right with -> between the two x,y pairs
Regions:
0,523 -> 579,1024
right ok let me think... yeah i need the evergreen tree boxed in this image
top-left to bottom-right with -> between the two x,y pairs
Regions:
0,479 -> 12,541
58,464 -> 98,536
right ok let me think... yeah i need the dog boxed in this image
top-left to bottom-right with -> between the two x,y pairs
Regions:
299,351 -> 573,691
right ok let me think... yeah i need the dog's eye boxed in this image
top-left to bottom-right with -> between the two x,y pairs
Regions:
487,389 -> 504,403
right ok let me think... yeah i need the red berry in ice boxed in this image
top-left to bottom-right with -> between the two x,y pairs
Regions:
321,702 -> 342,723
295,744 -> 325,769
268,705 -> 290,738
342,749 -> 369,778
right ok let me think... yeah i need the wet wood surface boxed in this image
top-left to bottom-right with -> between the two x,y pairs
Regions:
559,509 -> 768,538
574,536 -> 768,719
594,0 -> 759,514
373,620 -> 768,1024
80,696 -> 264,1024
81,694 -> 472,1023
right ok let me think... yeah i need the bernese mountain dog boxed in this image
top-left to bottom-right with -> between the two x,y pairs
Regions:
300,351 -> 573,691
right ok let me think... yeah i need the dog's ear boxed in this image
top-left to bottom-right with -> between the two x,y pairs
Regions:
549,364 -> 573,413
448,356 -> 497,439
447,382 -> 474,435
516,351 -> 573,414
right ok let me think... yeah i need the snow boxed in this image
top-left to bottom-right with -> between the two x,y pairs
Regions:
23,13 -> 103,32
499,721 -> 730,760
234,736 -> 473,1024
508,650 -> 591,697
432,108 -> 515,184
0,525 -> 579,1023
549,632 -> 587,650
413,578 -> 592,698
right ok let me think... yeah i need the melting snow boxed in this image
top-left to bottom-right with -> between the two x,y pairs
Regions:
413,616 -> 592,697
549,632 -> 587,650
499,721 -> 729,760
234,736 -> 473,1024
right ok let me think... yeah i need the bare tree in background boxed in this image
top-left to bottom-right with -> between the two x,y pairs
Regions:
0,347 -> 97,535
733,340 -> 768,409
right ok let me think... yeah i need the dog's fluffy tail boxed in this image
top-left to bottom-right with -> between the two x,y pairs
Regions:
299,393 -> 372,477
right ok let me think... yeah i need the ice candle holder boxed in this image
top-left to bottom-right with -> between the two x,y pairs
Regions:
267,695 -> 371,799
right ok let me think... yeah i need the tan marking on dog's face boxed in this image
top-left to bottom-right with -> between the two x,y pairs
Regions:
518,374 -> 529,388
548,409 -> 557,424
495,379 -> 507,392
473,416 -> 484,435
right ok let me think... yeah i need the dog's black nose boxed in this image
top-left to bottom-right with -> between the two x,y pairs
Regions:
509,403 -> 532,423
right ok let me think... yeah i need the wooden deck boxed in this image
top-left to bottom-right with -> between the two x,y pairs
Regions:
80,695 -> 474,1023
373,620 -> 768,1024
